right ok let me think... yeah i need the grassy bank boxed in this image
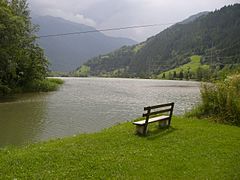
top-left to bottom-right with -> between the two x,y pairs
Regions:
0,78 -> 64,97
0,117 -> 239,179
22,78 -> 64,93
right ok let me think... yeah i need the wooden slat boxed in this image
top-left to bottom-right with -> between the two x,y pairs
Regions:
133,115 -> 170,125
144,102 -> 174,110
143,108 -> 172,117
149,108 -> 172,116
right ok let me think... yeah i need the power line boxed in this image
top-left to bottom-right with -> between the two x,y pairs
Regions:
214,40 -> 240,52
203,40 -> 240,59
206,40 -> 240,55
204,54 -> 240,59
37,23 -> 175,38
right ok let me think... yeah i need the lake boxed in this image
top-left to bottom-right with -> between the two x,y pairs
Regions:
0,78 -> 200,146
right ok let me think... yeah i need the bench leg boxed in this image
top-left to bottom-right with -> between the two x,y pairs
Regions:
159,120 -> 168,127
136,125 -> 147,135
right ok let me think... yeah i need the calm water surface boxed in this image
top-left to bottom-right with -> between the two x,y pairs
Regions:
0,78 -> 200,146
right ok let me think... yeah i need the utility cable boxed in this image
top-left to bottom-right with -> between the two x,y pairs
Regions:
37,23 -> 175,38
204,54 -> 240,59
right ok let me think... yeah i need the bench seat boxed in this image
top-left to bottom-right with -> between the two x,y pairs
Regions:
133,115 -> 169,126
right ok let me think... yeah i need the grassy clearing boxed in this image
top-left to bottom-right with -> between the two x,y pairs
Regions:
0,117 -> 239,179
158,55 -> 209,79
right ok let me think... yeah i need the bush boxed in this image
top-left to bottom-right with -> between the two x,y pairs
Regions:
23,78 -> 64,92
0,84 -> 11,96
187,74 -> 240,126
47,78 -> 64,85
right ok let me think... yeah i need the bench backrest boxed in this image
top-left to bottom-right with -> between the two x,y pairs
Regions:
142,102 -> 174,124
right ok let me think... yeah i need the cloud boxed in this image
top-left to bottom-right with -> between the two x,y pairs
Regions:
28,0 -> 240,41
42,8 -> 96,26
29,0 -> 98,26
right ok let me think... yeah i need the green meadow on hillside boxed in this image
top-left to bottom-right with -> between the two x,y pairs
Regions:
0,117 -> 239,179
158,55 -> 209,80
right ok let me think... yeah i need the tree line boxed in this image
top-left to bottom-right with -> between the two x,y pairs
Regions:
0,0 -> 53,96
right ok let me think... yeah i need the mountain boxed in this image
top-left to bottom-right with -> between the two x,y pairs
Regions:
32,16 -> 137,72
179,11 -> 209,24
78,4 -> 240,78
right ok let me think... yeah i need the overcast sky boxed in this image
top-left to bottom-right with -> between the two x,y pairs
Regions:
29,0 -> 239,42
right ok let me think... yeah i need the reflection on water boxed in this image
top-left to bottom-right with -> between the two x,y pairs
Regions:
0,93 -> 47,146
0,78 -> 200,146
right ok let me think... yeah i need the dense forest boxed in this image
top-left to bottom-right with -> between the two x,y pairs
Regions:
77,4 -> 240,79
0,0 -> 61,96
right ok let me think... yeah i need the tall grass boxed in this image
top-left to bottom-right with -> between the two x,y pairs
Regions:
0,78 -> 64,97
23,78 -> 64,92
187,74 -> 240,126
0,83 -> 11,96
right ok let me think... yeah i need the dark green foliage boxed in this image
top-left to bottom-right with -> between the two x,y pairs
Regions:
162,73 -> 165,79
47,78 -> 64,85
47,71 -> 70,77
72,65 -> 90,77
84,45 -> 136,77
80,4 -> 240,78
187,73 -> 240,126
0,0 -> 48,95
0,82 -> 11,95
23,78 -> 64,92
158,55 -> 210,80
168,72 -> 173,80
173,71 -> 177,79
179,70 -> 184,80
161,55 -> 240,81
196,67 -> 211,81
214,64 -> 240,80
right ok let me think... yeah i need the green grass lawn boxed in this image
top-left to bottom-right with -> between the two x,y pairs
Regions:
158,55 -> 209,79
0,117 -> 240,179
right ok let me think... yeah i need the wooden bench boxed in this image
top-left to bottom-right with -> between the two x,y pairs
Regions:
133,102 -> 174,135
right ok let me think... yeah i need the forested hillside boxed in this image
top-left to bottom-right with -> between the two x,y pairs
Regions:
78,4 -> 240,78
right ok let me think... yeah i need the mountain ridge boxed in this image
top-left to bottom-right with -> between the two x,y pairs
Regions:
78,4 -> 240,78
33,16 -> 137,72
179,11 -> 209,24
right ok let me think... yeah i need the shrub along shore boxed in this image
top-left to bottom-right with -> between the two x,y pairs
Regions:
187,73 -> 240,126
22,78 -> 64,93
0,78 -> 64,97
0,116 -> 239,179
0,1 -> 64,97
